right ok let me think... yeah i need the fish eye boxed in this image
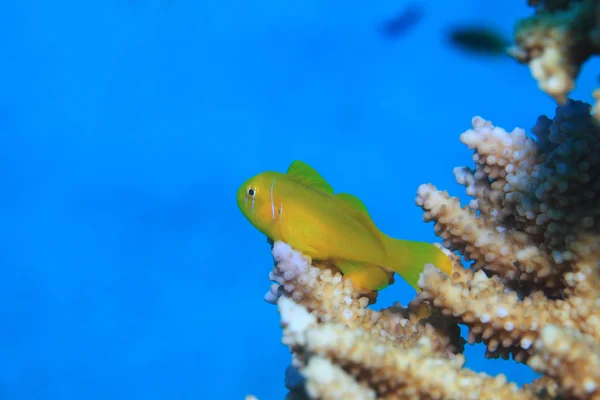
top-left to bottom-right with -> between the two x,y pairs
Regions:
247,187 -> 256,197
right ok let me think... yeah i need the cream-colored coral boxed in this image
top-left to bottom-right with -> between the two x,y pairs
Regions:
417,260 -> 599,362
266,241 -> 463,357
529,325 -> 600,399
242,9 -> 600,394
247,100 -> 600,400
278,297 -> 537,400
415,101 -> 600,398
301,357 -> 376,400
418,100 -> 600,292
508,0 -> 600,103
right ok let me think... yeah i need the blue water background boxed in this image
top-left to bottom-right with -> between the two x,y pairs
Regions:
4,1 -> 600,399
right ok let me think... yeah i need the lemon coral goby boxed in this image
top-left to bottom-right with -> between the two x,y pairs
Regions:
236,160 -> 453,291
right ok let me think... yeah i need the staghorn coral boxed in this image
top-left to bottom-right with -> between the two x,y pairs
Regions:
418,103 -> 599,397
247,99 -> 600,400
415,100 -> 600,364
265,241 -> 464,357
529,325 -> 600,398
417,100 -> 600,291
277,296 -> 535,400
508,0 -> 600,103
245,2 -> 600,397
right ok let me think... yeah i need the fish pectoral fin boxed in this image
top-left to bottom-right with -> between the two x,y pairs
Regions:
333,260 -> 393,291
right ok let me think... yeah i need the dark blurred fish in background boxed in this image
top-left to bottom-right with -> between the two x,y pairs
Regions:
378,4 -> 510,59
379,3 -> 425,39
447,25 -> 510,56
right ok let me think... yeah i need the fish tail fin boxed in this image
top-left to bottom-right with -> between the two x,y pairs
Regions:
382,237 -> 453,290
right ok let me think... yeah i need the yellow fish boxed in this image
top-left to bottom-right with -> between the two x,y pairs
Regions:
236,160 -> 453,291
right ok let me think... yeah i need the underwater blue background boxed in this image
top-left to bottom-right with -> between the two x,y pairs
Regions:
4,1 -> 600,399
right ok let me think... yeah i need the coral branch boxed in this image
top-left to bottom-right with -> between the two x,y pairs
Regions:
267,241 -> 463,356
278,297 -> 537,400
509,0 -> 600,103
529,325 -> 600,399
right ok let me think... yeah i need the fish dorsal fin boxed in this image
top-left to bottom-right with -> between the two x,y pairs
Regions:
335,193 -> 370,217
286,160 -> 334,194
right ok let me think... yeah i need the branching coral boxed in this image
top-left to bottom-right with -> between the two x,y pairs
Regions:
245,99 -> 600,400
509,0 -> 600,103
416,100 -> 600,366
244,3 -> 600,399
417,101 -> 600,292
265,241 -> 463,358
278,296 -> 535,400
